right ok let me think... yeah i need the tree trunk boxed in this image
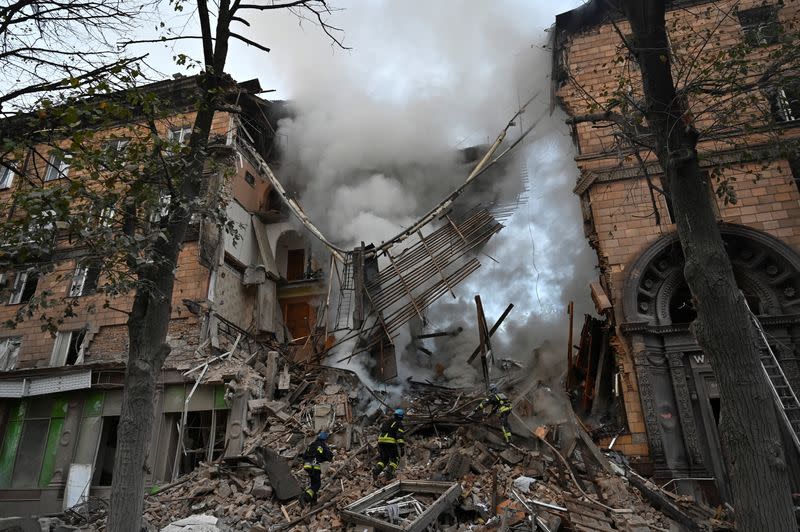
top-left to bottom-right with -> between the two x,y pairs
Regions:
621,1 -> 795,529
107,70 -> 223,530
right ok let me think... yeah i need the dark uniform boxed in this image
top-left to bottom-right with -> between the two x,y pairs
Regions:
301,435 -> 333,504
478,389 -> 513,444
372,413 -> 405,480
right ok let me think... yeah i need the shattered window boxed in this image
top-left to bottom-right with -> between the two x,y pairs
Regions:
737,5 -> 781,47
0,165 -> 15,189
50,330 -> 87,366
789,157 -> 800,194
8,269 -> 38,305
177,410 -> 228,475
769,86 -> 800,123
44,152 -> 71,181
69,263 -> 100,297
0,336 -> 21,371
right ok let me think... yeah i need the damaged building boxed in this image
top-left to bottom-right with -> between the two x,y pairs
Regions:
554,0 -> 800,505
0,75 -> 328,515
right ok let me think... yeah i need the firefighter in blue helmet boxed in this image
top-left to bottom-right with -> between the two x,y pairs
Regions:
372,408 -> 406,480
475,384 -> 513,444
300,431 -> 333,505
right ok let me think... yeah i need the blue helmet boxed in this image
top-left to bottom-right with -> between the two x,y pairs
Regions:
394,408 -> 405,419
489,383 -> 498,393
318,431 -> 329,441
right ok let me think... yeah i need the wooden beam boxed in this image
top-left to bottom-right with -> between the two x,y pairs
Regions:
386,252 -> 424,321
467,304 -> 514,364
418,229 -> 456,298
566,301 -> 574,389
475,295 -> 490,389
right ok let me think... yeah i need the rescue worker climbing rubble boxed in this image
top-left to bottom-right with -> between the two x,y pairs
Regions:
300,431 -> 333,505
475,383 -> 513,444
372,408 -> 406,481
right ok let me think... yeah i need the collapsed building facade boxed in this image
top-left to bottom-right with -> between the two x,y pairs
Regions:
554,0 -> 800,505
0,76 -> 328,515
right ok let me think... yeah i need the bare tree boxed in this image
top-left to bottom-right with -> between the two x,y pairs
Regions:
0,0 -> 155,114
564,0 -> 798,528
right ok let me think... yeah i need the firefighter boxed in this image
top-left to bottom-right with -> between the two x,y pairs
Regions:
475,384 -> 513,444
300,431 -> 333,505
372,408 -> 406,480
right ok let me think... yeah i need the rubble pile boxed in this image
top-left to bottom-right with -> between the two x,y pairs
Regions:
114,360 -> 730,531
63,350 -> 733,531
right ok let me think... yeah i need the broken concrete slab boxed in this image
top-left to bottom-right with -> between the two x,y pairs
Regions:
160,514 -> 220,532
252,446 -> 301,501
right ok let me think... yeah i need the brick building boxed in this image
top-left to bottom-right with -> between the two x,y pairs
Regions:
554,0 -> 800,502
0,76 -> 326,514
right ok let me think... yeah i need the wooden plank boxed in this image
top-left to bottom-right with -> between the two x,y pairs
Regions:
417,229 -> 455,298
564,501 -> 614,523
466,304 -> 514,364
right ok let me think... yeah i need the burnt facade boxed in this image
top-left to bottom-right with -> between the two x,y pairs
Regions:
555,0 -> 800,502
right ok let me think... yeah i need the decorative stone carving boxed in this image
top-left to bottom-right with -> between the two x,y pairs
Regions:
667,352 -> 704,466
634,349 -> 664,457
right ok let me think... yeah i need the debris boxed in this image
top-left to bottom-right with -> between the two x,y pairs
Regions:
160,514 -> 219,532
251,446 -> 302,501
512,475 -> 537,493
341,480 -> 461,531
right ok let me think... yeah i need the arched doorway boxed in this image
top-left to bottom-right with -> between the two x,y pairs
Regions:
621,224 -> 800,502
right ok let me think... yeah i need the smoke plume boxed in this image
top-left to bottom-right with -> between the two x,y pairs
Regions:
247,0 -> 595,391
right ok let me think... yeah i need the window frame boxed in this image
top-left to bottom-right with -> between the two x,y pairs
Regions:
0,336 -> 21,371
737,5 -> 782,47
167,126 -> 192,145
69,263 -> 100,297
50,329 -> 87,366
44,152 -> 71,182
0,165 -> 15,189
8,269 -> 38,305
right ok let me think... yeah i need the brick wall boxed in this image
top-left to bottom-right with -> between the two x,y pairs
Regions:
556,0 -> 800,459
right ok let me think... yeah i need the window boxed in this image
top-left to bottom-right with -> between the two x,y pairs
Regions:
0,336 -> 21,371
244,172 -> 256,187
44,152 -> 71,181
69,263 -> 100,297
50,329 -> 87,366
769,86 -> 800,123
8,270 -> 38,305
91,416 -> 119,486
168,126 -> 192,145
104,138 -> 129,152
790,157 -> 800,194
286,248 -> 305,281
150,193 -> 171,223
1,397 -> 68,489
0,165 -> 15,189
738,5 -> 781,47
98,206 -> 115,228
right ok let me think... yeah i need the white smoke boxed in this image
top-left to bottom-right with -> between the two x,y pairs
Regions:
245,0 -> 595,386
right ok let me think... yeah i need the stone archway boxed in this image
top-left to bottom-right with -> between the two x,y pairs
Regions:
620,224 -> 800,502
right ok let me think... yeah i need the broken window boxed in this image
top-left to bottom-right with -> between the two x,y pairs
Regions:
737,5 -> 781,47
104,138 -> 130,152
69,263 -> 101,297
98,206 -> 116,228
286,248 -> 306,281
50,329 -> 87,366
168,126 -> 192,145
8,269 -> 38,305
769,86 -> 800,123
0,165 -> 15,190
789,157 -> 800,194
0,336 -> 21,371
91,416 -> 119,486
44,152 -> 71,181
244,171 -> 256,187
150,192 -> 172,223
176,410 -> 228,475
